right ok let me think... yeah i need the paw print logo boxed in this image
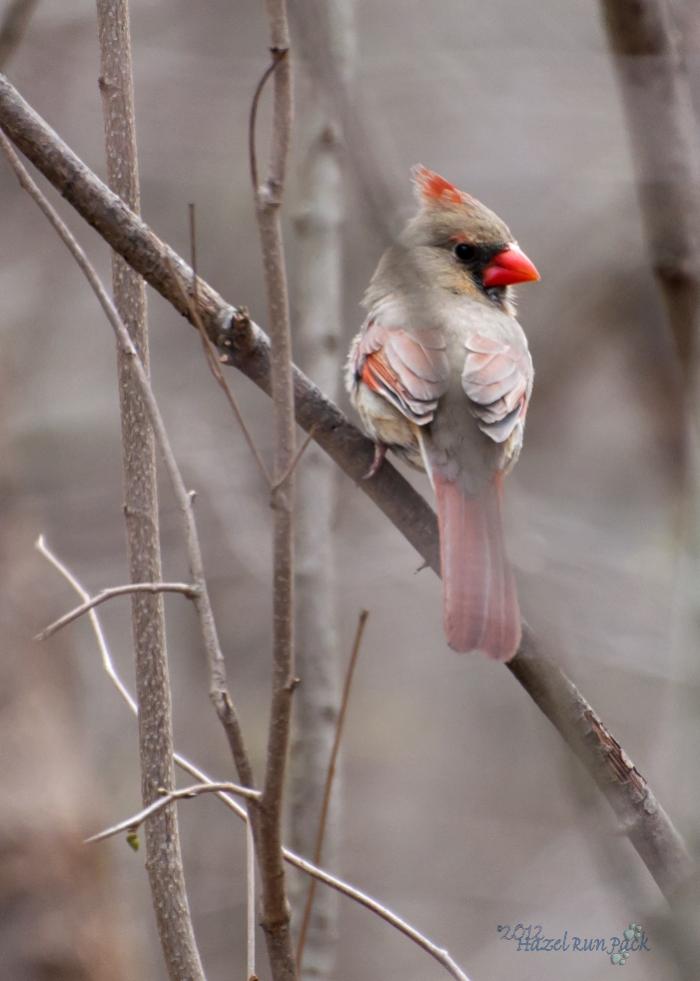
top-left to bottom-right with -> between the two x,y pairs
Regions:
610,924 -> 644,966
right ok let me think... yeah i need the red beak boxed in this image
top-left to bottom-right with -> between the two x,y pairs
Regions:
482,243 -> 540,288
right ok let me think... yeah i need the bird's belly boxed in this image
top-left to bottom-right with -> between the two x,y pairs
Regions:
353,384 -> 424,470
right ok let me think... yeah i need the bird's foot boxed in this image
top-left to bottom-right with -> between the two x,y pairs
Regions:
362,442 -> 387,480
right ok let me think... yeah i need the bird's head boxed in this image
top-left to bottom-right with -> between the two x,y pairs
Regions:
401,166 -> 540,308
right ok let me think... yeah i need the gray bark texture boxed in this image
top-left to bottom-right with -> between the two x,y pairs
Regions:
251,2 -> 298,978
95,3 -> 205,979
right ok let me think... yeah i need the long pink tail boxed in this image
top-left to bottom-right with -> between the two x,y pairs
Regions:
434,474 -> 521,660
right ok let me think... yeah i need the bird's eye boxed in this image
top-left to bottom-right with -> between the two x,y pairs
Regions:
454,242 -> 478,263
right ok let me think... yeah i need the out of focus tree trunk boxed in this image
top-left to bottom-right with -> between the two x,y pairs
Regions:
288,122 -> 344,975
288,2 -> 354,977
599,0 -> 700,646
676,1 -> 700,163
676,0 -> 700,52
601,1 -> 700,966
0,0 -> 40,69
600,0 -> 700,386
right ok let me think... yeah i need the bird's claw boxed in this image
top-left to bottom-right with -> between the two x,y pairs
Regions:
362,443 -> 387,480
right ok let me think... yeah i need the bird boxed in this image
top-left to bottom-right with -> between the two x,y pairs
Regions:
346,166 -> 540,661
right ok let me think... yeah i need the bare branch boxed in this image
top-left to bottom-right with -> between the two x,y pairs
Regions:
0,0 -> 39,69
249,48 -> 288,192
86,782 -> 262,845
287,851 -> 472,981
247,818 -> 257,981
36,581 -> 199,640
38,538 -> 472,981
296,610 -> 368,970
36,535 -> 139,714
0,75 -> 692,903
249,2 -> 297,977
93,4 -> 206,977
508,630 -> 692,902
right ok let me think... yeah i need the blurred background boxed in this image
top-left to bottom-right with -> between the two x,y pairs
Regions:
1,0 -> 699,978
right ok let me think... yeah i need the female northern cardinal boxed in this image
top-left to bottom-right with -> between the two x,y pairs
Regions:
346,166 -> 540,661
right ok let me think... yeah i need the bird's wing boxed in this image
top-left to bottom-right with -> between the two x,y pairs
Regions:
462,333 -> 533,444
353,319 -> 450,426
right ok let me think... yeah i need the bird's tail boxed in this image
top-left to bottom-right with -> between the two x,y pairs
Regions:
433,472 -> 521,660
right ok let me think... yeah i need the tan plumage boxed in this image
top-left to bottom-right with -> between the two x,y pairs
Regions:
346,166 -> 540,660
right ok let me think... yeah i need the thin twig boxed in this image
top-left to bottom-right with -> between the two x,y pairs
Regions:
0,75 -> 692,903
36,535 -> 138,713
36,581 -> 199,640
190,199 -> 267,482
271,426 -> 316,492
287,851 -> 471,981
0,0 -> 39,69
166,249 -> 272,486
0,129 -> 256,794
36,536 -> 472,981
249,48 -> 289,192
296,610 -> 368,970
86,782 -> 262,844
247,817 -> 257,981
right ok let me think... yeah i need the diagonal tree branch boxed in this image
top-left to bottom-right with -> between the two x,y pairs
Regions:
509,631 -> 692,903
0,72 -> 692,904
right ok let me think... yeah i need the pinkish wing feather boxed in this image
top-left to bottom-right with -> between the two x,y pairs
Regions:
462,333 -> 532,444
356,321 -> 449,426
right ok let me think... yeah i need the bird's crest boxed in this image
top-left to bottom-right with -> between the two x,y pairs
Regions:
412,165 -> 466,207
